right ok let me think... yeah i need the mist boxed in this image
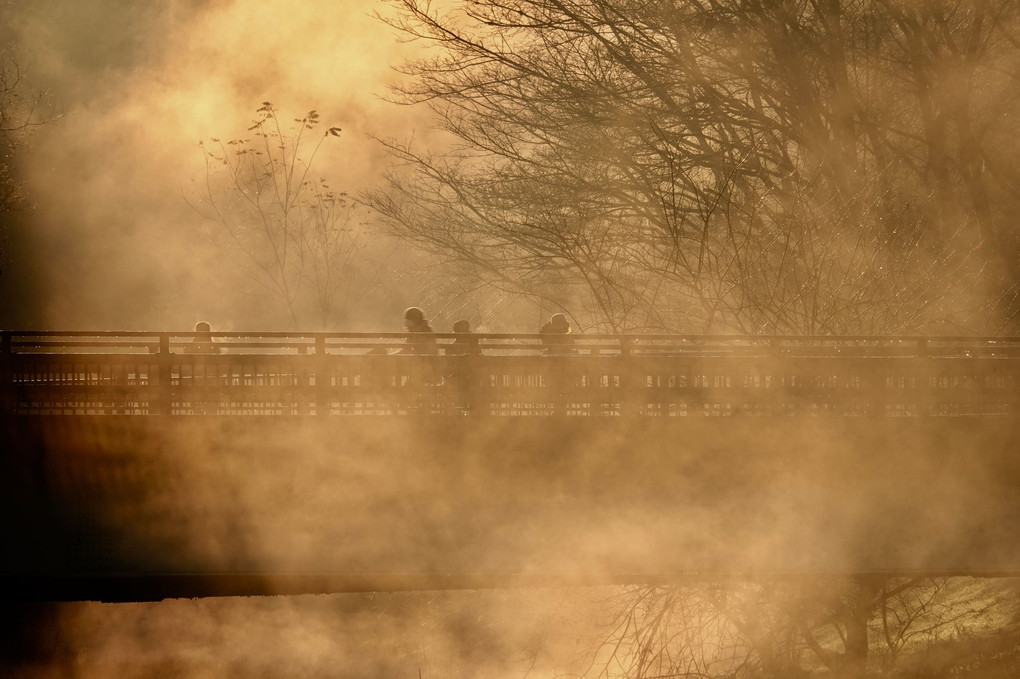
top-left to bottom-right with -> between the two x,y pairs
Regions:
0,0 -> 444,332
5,405 -> 1020,676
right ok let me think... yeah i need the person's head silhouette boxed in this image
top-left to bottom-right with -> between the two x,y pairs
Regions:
404,307 -> 427,329
546,313 -> 569,333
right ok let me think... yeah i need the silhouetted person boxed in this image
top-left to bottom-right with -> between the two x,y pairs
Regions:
400,306 -> 437,355
183,321 -> 220,414
445,319 -> 481,413
446,319 -> 481,356
539,313 -> 574,353
184,321 -> 220,354
398,307 -> 438,412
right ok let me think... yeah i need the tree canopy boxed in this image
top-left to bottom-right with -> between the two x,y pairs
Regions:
371,0 -> 1020,334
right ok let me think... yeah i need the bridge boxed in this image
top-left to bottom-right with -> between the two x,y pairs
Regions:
2,331 -> 1020,601
4,331 -> 1020,416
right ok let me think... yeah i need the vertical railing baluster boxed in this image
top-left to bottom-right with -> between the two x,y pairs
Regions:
1,332 -> 12,416
618,337 -> 634,416
316,334 -> 327,416
156,333 -> 171,415
917,337 -> 931,417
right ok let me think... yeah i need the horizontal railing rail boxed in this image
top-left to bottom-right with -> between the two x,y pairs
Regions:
5,330 -> 1020,355
3,331 -> 1020,416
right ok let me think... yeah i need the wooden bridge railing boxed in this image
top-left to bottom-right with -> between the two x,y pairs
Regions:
3,331 -> 1020,416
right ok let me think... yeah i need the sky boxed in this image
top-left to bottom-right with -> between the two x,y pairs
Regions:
1,0 -> 438,331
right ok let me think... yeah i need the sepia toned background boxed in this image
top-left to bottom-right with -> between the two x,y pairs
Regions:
3,0 -> 1020,677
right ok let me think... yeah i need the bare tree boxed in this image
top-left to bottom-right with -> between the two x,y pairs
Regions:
0,49 -> 52,274
592,577 -> 1015,679
369,0 -> 1020,334
192,103 -> 369,329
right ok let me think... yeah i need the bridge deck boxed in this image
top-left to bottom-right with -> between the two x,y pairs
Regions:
3,331 -> 1020,416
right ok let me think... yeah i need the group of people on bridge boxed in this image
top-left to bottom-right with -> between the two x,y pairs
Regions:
184,308 -> 576,355
399,307 -> 574,355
